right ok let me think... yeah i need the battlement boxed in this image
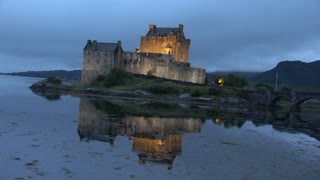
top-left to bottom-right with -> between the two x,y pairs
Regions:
140,24 -> 190,63
81,24 -> 206,85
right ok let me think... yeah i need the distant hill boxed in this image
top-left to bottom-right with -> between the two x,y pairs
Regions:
251,60 -> 320,90
0,70 -> 82,80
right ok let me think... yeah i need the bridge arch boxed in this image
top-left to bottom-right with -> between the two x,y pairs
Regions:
292,97 -> 320,112
295,98 -> 312,107
271,95 -> 291,106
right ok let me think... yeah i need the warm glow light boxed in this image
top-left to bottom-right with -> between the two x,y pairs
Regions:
165,44 -> 172,54
217,77 -> 224,86
215,118 -> 222,124
157,140 -> 165,145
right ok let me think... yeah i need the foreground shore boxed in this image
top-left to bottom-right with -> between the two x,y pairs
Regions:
29,78 -> 252,109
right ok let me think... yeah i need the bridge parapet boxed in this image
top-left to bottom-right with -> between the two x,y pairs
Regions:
242,89 -> 320,112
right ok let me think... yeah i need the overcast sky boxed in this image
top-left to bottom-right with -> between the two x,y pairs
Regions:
0,0 -> 320,72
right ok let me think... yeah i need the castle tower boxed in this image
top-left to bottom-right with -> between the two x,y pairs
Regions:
81,40 -> 123,85
139,24 -> 191,63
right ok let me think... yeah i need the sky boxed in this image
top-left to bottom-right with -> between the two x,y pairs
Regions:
0,0 -> 320,73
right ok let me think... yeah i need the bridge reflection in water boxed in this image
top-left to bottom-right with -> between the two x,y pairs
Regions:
77,97 -> 320,169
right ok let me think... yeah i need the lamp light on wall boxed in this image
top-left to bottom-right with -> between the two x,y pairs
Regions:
165,44 -> 172,54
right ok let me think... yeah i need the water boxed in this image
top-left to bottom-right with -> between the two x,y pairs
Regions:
0,75 -> 319,179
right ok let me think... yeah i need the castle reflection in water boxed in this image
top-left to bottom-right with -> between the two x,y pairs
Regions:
77,96 -> 320,169
78,98 -> 202,169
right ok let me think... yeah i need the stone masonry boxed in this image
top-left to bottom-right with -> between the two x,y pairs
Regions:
81,24 -> 206,85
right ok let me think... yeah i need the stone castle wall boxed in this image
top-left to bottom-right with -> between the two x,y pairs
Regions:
82,50 -> 205,85
119,52 -> 206,84
81,50 -> 115,85
139,36 -> 190,63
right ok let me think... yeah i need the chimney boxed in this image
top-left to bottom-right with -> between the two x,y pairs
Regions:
87,40 -> 91,44
92,40 -> 97,50
179,24 -> 184,31
118,40 -> 121,47
149,24 -> 156,31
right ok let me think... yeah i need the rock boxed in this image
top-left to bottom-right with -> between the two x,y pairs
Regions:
100,90 -> 151,97
220,97 -> 247,104
134,90 -> 151,97
179,93 -> 191,99
178,103 -> 191,108
29,78 -> 70,91
227,98 -> 240,104
29,80 -> 47,89
192,97 -> 212,102
107,90 -> 131,96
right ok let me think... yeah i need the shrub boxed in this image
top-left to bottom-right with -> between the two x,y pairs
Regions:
100,69 -> 132,87
143,84 -> 172,94
191,89 -> 201,97
47,77 -> 62,85
237,90 -> 250,100
208,87 -> 222,96
224,74 -> 248,88
255,83 -> 272,91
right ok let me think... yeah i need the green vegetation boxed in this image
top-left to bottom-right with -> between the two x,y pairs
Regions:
89,69 -> 243,98
255,83 -> 273,91
93,69 -> 133,87
47,77 -> 62,85
223,74 -> 248,88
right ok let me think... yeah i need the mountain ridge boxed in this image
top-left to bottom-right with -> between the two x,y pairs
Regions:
251,60 -> 320,90
0,70 -> 82,80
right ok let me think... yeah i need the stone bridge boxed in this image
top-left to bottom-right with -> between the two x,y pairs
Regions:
240,89 -> 320,112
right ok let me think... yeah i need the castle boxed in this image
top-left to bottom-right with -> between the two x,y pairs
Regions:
81,24 -> 206,85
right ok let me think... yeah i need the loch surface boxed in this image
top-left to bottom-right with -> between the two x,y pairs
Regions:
0,75 -> 319,180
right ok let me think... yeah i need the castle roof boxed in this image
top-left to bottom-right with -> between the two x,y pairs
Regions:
146,28 -> 179,36
84,40 -> 119,52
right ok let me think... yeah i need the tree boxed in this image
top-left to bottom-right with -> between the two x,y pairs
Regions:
223,74 -> 248,88
255,83 -> 272,91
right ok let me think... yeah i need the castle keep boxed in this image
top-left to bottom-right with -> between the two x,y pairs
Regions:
81,24 -> 206,85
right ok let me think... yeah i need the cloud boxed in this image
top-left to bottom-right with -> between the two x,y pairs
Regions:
0,0 -> 319,72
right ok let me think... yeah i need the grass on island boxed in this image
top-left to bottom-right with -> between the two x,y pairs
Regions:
88,69 -> 240,98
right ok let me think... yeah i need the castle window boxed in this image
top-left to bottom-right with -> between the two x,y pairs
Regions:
97,52 -> 100,56
104,59 -> 107,63
97,59 -> 99,64
105,52 -> 108,56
